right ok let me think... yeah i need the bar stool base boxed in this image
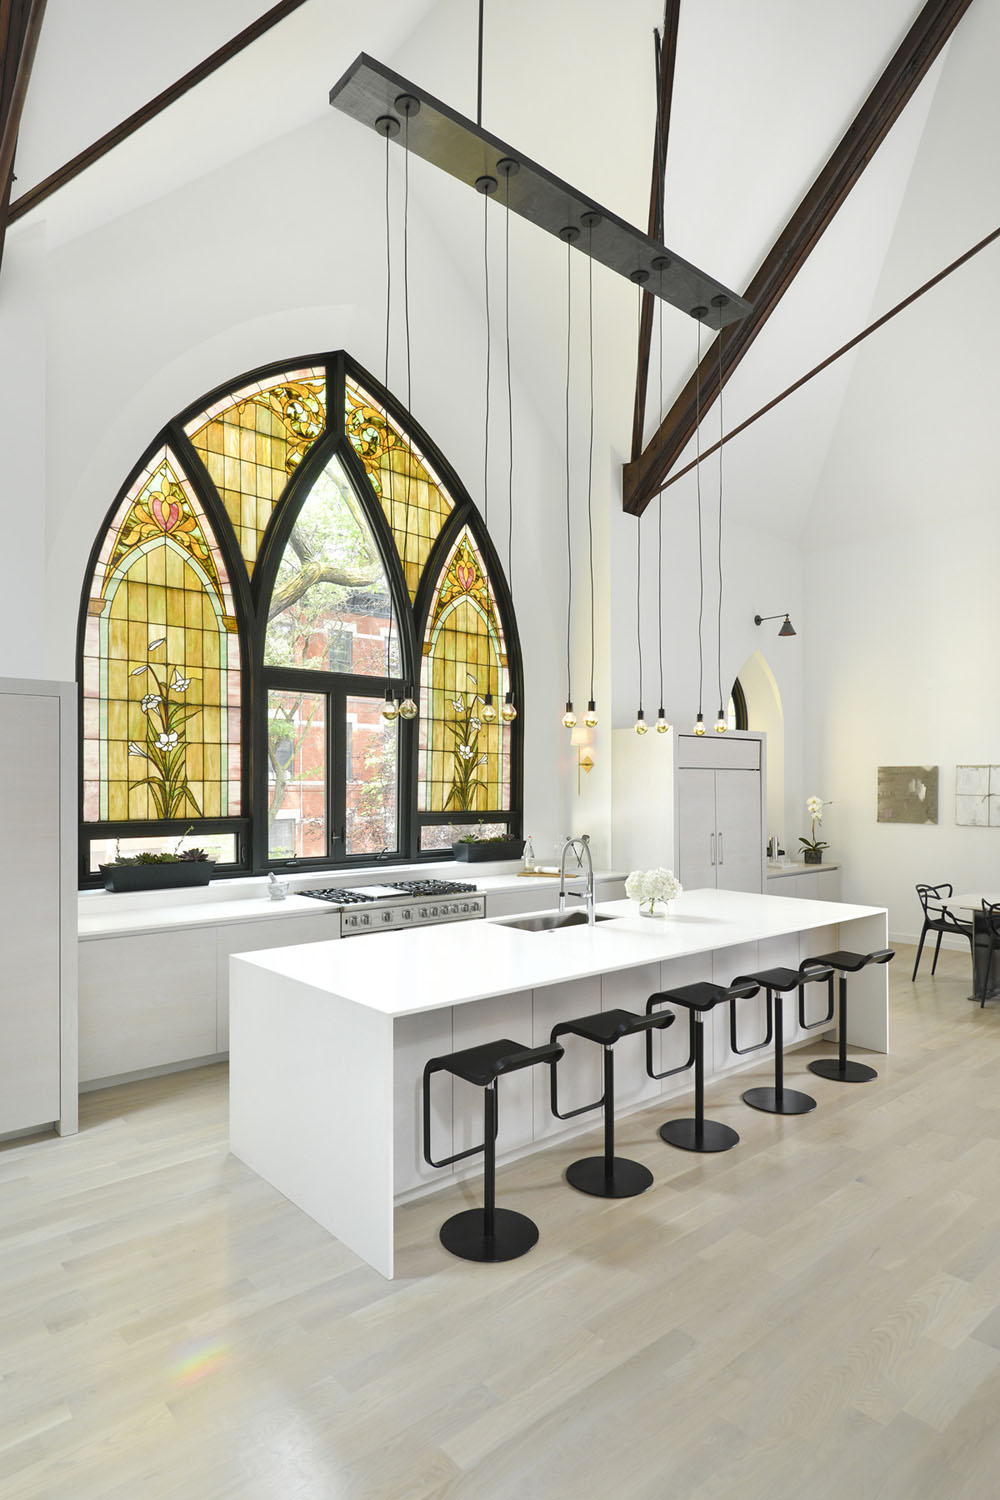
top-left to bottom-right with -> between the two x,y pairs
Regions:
565,1156 -> 653,1198
659,1117 -> 739,1153
742,1085 -> 816,1115
439,1207 -> 539,1262
809,1057 -> 877,1084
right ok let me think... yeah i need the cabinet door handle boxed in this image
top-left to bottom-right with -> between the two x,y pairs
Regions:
709,833 -> 715,866
718,831 -> 724,865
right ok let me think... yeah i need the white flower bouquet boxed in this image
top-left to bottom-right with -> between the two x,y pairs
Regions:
625,867 -> 683,916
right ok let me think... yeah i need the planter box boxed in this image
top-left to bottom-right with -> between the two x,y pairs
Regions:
452,839 -> 524,864
802,849 -> 824,865
99,861 -> 216,894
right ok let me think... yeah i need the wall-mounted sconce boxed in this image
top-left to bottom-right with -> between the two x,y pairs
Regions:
753,612 -> 796,637
570,726 -> 596,795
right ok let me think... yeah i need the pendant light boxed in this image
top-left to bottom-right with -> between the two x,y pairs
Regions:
583,211 -> 600,731
632,268 -> 649,735
653,256 -> 670,735
692,310 -> 706,735
560,224 -> 579,729
377,113 -> 400,725
500,157 -> 518,725
397,102 -> 419,722
476,170 -> 500,725
712,295 -> 729,734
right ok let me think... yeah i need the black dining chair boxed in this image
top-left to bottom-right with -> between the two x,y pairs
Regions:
976,901 -> 1000,1007
912,883 -> 974,982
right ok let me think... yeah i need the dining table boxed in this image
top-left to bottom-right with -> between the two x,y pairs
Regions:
942,892 -> 1000,1001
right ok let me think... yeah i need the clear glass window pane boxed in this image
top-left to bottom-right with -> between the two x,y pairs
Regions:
346,695 -> 398,857
88,832 -> 238,872
267,689 -> 327,858
264,453 -> 399,677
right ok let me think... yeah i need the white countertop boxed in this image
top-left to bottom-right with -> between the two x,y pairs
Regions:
231,888 -> 884,1019
77,866 -> 626,940
766,861 -> 840,876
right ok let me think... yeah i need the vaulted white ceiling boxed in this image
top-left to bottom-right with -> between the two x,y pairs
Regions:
9,0 -> 992,545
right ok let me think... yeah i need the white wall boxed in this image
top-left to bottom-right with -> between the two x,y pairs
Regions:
802,0 -> 1000,941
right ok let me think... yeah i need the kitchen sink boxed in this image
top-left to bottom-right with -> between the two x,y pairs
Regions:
499,911 -> 618,933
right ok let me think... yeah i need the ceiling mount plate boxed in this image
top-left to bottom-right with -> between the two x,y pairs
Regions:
329,53 -> 751,329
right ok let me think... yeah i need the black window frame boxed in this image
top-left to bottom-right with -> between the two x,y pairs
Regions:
76,351 -> 524,887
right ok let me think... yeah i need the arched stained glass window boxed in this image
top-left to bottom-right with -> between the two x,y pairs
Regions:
263,452 -> 398,678
79,353 -> 521,882
81,448 -> 241,829
345,375 -> 453,600
184,367 -> 325,574
419,527 -> 511,815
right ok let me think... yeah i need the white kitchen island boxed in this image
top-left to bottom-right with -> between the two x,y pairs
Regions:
229,888 -> 888,1278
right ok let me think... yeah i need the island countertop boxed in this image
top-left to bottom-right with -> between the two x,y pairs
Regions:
232,887 -> 886,1019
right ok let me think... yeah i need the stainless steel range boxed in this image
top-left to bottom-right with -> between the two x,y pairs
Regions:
300,879 -> 485,936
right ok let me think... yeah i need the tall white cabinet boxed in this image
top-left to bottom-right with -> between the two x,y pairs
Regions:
0,678 -> 77,1137
612,729 -> 765,893
675,734 -> 765,893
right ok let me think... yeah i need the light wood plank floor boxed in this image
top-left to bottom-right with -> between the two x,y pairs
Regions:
4,948 -> 1000,1498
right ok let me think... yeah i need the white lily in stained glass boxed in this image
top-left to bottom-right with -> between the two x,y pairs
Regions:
140,694 -> 162,713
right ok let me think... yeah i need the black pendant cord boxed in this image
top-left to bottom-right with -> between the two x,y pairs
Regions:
401,112 -> 414,694
716,323 -> 725,723
383,124 -> 394,685
483,188 -> 490,537
695,320 -> 704,722
635,282 -> 644,716
657,278 -> 664,716
476,0 -> 484,127
586,224 -> 596,709
564,235 -> 573,708
505,175 -> 513,601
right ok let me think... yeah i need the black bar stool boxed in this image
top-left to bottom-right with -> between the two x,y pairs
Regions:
646,979 -> 761,1152
800,948 -> 894,1082
730,965 -> 834,1115
423,1037 -> 564,1262
550,1008 -> 675,1197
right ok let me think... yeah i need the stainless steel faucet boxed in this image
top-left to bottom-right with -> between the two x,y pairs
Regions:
558,835 -> 595,925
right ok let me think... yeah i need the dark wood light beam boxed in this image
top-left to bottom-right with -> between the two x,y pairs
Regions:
6,0 -> 309,226
0,0 -> 47,275
631,1 -> 681,464
623,0 -> 975,514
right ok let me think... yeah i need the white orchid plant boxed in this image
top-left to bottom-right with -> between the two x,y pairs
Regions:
800,795 -> 831,854
625,867 -> 683,914
127,638 -> 203,818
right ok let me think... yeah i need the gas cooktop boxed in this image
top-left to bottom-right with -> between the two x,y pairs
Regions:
300,878 -> 477,906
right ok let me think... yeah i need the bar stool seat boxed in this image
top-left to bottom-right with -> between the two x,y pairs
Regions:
423,1037 -> 564,1262
801,948 -> 894,1082
731,964 -> 834,1116
551,1007 -> 675,1198
646,979 -> 760,1152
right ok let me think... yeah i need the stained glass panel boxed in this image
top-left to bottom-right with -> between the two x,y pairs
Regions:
267,689 -> 327,858
263,453 -> 399,677
345,376 -> 454,600
185,368 -> 326,575
419,527 -> 511,814
82,448 -> 242,823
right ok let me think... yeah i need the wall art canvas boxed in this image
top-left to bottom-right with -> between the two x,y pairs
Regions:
876,765 -> 939,824
955,764 -> 1000,826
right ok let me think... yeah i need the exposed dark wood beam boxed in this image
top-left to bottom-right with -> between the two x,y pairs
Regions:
0,0 -> 46,273
623,0 -> 975,514
7,0 -> 309,225
630,1 -> 681,463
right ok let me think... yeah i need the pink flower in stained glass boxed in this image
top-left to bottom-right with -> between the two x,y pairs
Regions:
456,564 -> 475,591
155,731 -> 179,751
150,494 -> 181,532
